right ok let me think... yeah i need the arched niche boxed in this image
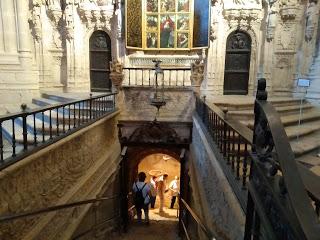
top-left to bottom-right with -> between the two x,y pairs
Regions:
223,30 -> 252,95
89,30 -> 112,92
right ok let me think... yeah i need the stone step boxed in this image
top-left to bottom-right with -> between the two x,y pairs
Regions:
214,97 -> 306,111
290,131 -> 320,157
297,152 -> 320,169
245,110 -> 320,129
285,121 -> 320,140
228,103 -> 314,121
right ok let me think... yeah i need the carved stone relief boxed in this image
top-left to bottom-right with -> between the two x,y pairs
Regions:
29,3 -> 42,41
266,4 -> 278,41
77,0 -> 113,33
279,0 -> 298,20
305,1 -> 319,42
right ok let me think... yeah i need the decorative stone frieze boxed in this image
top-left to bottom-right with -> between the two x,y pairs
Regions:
279,0 -> 299,20
77,0 -> 113,32
224,9 -> 262,29
128,55 -> 199,67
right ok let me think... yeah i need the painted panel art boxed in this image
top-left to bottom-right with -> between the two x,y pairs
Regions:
126,0 -> 209,50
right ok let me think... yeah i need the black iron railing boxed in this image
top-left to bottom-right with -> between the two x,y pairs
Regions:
195,88 -> 320,219
123,67 -> 191,87
180,198 -> 217,240
244,79 -> 320,239
0,93 -> 116,170
195,95 -> 252,209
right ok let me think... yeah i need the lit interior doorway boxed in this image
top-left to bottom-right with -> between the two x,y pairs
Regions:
138,153 -> 181,222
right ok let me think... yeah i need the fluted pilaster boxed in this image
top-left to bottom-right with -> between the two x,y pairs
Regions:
1,0 -> 18,53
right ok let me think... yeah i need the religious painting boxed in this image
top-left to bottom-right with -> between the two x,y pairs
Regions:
160,15 -> 175,48
147,32 -> 158,48
147,0 -> 158,12
160,0 -> 175,12
177,33 -> 188,48
178,0 -> 189,12
177,15 -> 189,30
146,15 -> 158,31
126,0 -> 210,50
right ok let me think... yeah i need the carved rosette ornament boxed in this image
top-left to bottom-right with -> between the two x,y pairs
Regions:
109,60 -> 124,91
190,60 -> 205,93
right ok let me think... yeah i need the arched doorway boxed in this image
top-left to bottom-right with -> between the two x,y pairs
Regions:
89,31 -> 112,92
223,31 -> 251,95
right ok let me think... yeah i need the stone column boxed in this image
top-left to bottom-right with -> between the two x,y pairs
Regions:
2,0 -> 18,52
16,0 -> 31,53
306,42 -> 320,103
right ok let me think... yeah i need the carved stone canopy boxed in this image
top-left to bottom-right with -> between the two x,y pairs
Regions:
128,121 -> 182,144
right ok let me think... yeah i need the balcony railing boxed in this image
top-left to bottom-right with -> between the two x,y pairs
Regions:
123,67 -> 191,87
0,93 -> 117,170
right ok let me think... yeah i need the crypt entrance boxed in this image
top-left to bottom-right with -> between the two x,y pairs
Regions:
223,31 -> 252,95
117,120 -> 191,232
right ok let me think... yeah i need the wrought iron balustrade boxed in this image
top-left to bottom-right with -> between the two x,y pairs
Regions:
195,95 -> 252,208
123,67 -> 191,87
195,83 -> 320,222
244,79 -> 320,239
0,93 -> 117,170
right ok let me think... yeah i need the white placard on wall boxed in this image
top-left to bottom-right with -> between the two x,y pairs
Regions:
297,79 -> 310,87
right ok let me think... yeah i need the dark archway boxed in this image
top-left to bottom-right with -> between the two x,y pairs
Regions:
89,31 -> 112,92
223,31 -> 251,95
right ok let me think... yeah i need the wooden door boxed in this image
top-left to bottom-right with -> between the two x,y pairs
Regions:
223,31 -> 251,95
89,31 -> 112,92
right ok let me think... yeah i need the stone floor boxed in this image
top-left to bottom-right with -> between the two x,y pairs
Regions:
113,207 -> 180,240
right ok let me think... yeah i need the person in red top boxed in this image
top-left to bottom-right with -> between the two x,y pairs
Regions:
160,16 -> 174,48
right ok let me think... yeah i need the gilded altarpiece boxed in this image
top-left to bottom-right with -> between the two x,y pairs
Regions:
126,0 -> 209,50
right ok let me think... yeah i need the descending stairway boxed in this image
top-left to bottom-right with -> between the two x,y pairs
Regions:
213,97 -> 320,176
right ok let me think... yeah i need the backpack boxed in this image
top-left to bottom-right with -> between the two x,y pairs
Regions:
134,183 -> 146,208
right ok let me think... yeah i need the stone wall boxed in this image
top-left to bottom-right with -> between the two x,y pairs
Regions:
0,111 -> 121,240
118,87 -> 195,122
188,115 -> 245,240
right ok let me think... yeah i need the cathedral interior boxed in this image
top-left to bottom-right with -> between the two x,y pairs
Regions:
0,0 -> 320,239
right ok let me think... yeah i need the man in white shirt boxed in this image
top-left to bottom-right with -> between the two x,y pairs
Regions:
169,176 -> 180,209
132,172 -> 151,224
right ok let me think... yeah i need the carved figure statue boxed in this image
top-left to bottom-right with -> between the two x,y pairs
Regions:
266,9 -> 278,41
190,60 -> 205,89
110,60 -> 124,90
110,60 -> 123,74
305,1 -> 318,41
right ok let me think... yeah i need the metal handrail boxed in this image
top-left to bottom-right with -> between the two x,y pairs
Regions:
0,195 -> 120,223
0,92 -> 117,169
195,94 -> 320,212
251,97 -> 320,239
180,198 -> 217,240
0,93 -> 115,120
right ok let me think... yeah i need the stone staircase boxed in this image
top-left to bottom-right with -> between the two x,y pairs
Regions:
214,97 -> 320,176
